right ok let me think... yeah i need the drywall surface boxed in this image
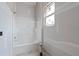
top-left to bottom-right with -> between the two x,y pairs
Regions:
35,2 -> 46,43
14,2 -> 37,44
7,2 -> 16,13
0,3 -> 13,56
43,2 -> 79,56
35,2 -> 48,53
13,2 -> 40,56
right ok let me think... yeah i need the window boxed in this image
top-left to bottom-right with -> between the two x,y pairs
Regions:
46,3 -> 55,16
46,15 -> 55,26
45,2 -> 55,26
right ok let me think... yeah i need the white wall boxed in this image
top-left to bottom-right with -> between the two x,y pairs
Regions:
35,2 -> 47,43
0,2 -> 13,56
13,2 -> 40,56
35,2 -> 48,53
43,2 -> 79,56
14,2 -> 36,44
44,2 -> 79,56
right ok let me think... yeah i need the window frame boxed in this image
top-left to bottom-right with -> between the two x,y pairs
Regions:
45,2 -> 55,26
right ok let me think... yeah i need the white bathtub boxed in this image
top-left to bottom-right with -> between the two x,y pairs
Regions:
13,40 -> 41,56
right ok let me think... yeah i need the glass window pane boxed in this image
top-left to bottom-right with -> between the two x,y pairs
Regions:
46,15 -> 55,26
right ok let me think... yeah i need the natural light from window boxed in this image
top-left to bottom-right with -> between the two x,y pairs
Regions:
46,15 -> 55,26
45,3 -> 55,26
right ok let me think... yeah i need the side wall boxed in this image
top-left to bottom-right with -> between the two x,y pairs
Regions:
43,2 -> 79,56
13,3 -> 40,56
0,2 -> 13,56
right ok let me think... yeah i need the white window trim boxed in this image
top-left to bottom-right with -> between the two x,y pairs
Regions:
45,2 -> 55,26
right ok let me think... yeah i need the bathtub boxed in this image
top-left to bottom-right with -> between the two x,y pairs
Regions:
13,40 -> 41,56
